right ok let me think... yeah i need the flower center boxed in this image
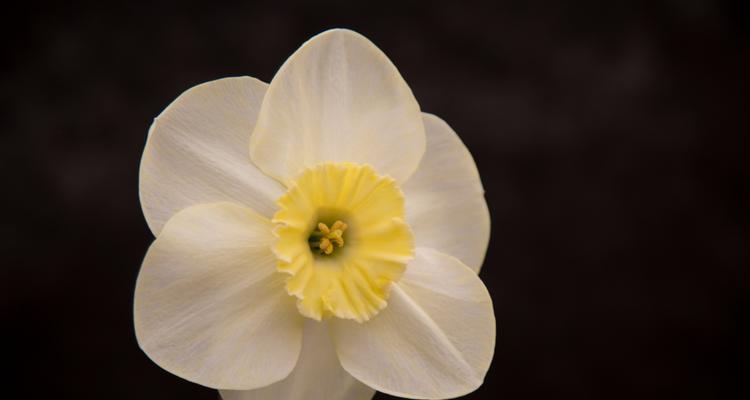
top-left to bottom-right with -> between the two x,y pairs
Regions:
309,221 -> 348,255
272,162 -> 414,322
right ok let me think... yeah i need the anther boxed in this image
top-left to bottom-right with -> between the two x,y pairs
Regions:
310,220 -> 348,255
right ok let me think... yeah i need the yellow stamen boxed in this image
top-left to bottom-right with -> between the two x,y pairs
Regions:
319,237 -> 332,254
313,220 -> 348,255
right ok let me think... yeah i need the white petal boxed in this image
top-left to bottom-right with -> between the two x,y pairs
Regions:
250,29 -> 425,184
330,247 -> 495,399
403,113 -> 490,273
140,76 -> 285,235
134,202 -> 304,390
221,320 -> 375,400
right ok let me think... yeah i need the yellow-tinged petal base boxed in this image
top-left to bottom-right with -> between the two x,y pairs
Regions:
273,163 -> 414,322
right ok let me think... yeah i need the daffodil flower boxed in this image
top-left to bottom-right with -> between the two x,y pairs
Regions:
134,29 -> 494,400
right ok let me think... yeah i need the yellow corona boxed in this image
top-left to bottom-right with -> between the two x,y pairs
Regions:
273,163 -> 414,322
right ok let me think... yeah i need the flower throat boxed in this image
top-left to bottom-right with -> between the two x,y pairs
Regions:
308,220 -> 348,255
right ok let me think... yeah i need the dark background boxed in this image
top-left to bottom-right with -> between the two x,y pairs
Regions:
3,0 -> 748,399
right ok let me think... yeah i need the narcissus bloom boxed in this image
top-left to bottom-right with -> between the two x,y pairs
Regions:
134,29 -> 494,400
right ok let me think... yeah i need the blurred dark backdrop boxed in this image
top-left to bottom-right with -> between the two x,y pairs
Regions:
2,1 -> 748,399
